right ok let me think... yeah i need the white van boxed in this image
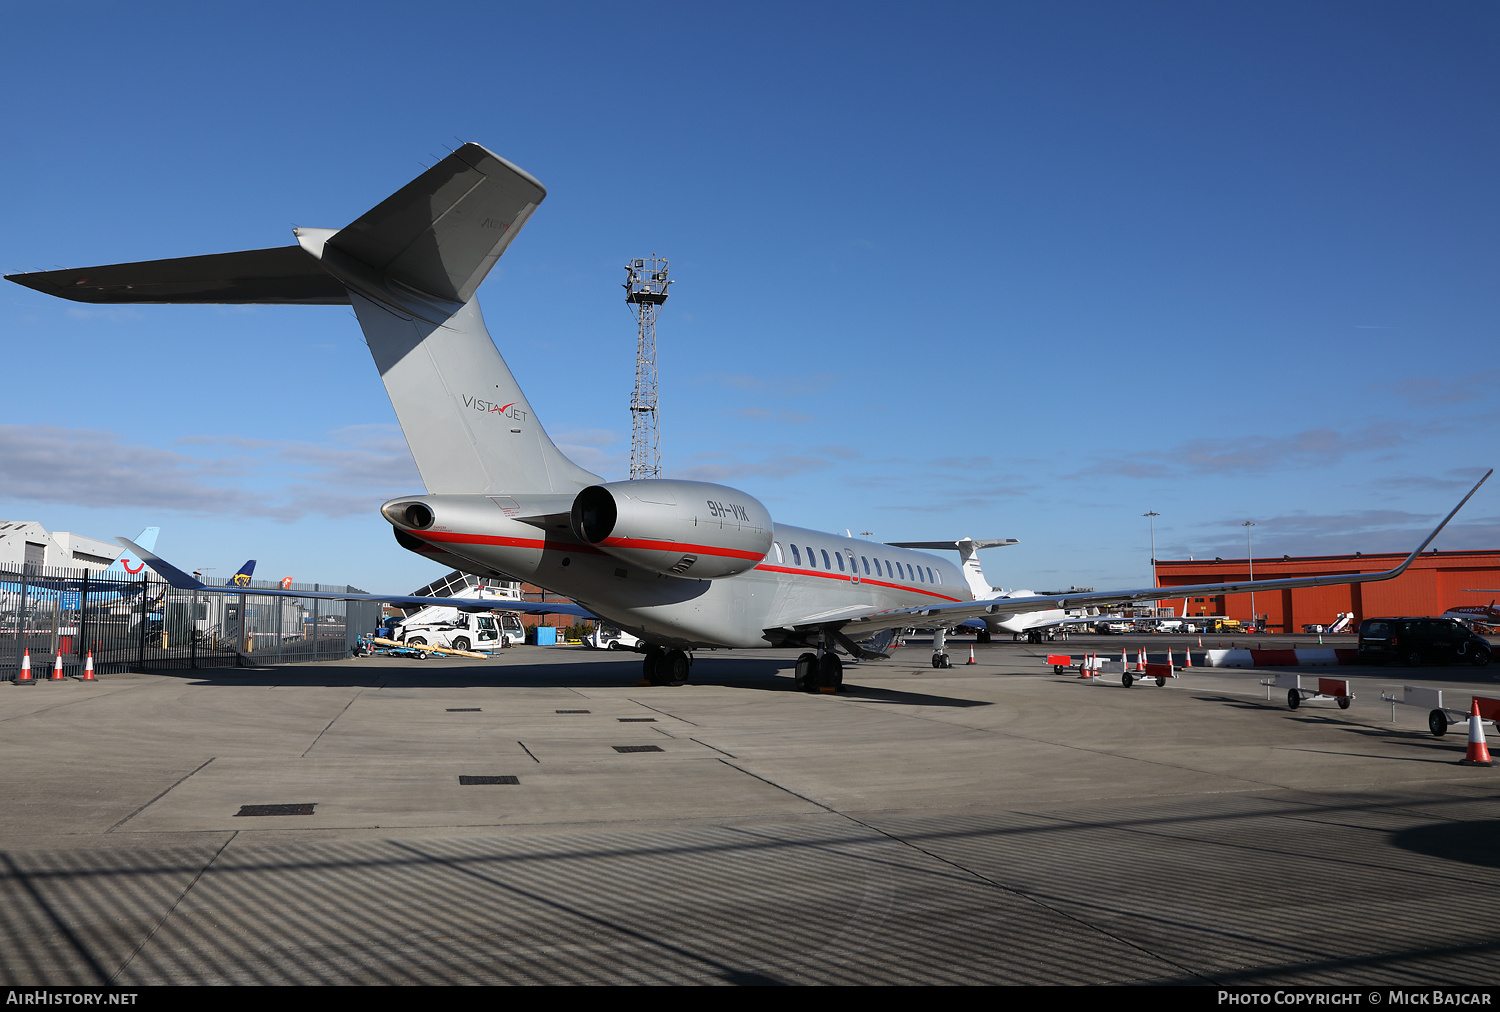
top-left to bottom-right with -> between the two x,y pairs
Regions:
392,607 -> 524,651
584,623 -> 641,651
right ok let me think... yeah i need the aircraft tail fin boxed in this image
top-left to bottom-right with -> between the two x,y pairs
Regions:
103,527 -> 160,577
226,560 -> 256,587
888,538 -> 1018,599
6,144 -> 598,496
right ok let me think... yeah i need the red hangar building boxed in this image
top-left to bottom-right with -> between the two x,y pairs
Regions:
1153,550 -> 1500,632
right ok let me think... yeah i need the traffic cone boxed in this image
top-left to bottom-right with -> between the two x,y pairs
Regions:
1078,653 -> 1092,678
1121,647 -> 1127,672
15,649 -> 33,685
1459,699 -> 1494,767
1136,647 -> 1146,672
79,650 -> 95,681
50,654 -> 65,681
966,646 -> 976,665
1198,635 -> 1203,648
1183,645 -> 1192,668
1165,647 -> 1174,671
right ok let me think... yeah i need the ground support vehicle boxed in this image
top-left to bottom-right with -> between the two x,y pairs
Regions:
1379,686 -> 1500,737
1260,671 -> 1353,710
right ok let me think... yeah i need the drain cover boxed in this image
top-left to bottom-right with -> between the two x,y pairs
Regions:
235,804 -> 316,817
618,717 -> 657,722
446,707 -> 482,712
459,775 -> 519,785
612,745 -> 664,753
555,709 -> 590,714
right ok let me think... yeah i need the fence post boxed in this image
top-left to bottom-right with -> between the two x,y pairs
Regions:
136,573 -> 149,672
78,569 -> 90,660
312,585 -> 320,661
190,585 -> 198,670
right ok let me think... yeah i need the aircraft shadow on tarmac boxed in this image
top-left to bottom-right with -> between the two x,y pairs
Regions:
160,655 -> 991,706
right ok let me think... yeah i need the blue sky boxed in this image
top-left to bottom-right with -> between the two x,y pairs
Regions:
1,1 -> 1496,593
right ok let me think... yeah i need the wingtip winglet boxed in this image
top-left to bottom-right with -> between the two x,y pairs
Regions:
115,537 -> 206,591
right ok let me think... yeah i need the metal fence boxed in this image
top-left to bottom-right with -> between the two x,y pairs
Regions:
0,564 -> 383,678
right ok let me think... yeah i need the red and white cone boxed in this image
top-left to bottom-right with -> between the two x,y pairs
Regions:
1165,647 -> 1174,671
1183,645 -> 1192,668
1121,647 -> 1128,672
15,649 -> 33,685
966,646 -> 976,665
1198,635 -> 1203,648
50,654 -> 65,681
1136,647 -> 1146,672
79,650 -> 95,681
1459,698 -> 1494,767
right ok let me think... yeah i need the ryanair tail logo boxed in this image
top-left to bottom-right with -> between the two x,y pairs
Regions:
232,573 -> 252,587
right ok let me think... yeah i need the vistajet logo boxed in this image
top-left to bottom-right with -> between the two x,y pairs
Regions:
463,395 -> 528,423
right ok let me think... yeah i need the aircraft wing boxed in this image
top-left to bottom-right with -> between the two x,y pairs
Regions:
832,470 -> 1492,638
115,539 -> 595,618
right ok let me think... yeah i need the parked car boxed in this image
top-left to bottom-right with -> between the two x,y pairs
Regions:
1357,617 -> 1492,667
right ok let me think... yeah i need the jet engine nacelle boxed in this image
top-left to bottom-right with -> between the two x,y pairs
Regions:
570,479 -> 773,579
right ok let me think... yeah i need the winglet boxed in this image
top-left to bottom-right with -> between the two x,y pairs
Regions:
114,538 -> 206,591
1386,468 -> 1492,578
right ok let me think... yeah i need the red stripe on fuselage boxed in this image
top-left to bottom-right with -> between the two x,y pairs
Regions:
599,536 -> 765,561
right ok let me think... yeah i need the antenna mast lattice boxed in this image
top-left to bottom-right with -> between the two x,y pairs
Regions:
624,255 -> 671,479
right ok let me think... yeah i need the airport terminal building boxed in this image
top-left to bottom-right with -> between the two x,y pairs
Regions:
1154,549 -> 1500,632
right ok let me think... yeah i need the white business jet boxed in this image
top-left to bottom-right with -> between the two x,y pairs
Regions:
7,144 -> 1489,691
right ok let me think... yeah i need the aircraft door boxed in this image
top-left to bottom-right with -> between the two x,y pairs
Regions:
847,550 -> 859,584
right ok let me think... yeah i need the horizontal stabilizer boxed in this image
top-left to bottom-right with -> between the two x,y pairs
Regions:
5,246 -> 349,305
888,539 -> 1019,550
325,143 -> 546,304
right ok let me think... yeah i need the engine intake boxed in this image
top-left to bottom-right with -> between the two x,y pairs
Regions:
570,479 -> 773,579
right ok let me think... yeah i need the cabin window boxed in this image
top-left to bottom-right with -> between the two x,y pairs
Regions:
772,542 -> 783,564
861,556 -> 870,575
807,547 -> 816,568
885,560 -> 893,579
916,566 -> 924,583
934,568 -> 941,585
791,544 -> 801,566
926,567 -> 934,583
835,553 -> 845,571
907,564 -> 915,582
821,549 -> 831,569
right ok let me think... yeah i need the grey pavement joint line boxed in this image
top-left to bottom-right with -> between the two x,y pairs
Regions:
690,737 -> 736,758
518,741 -> 541,763
301,689 -> 364,757
106,757 -> 217,833
625,699 -> 699,725
109,830 -> 238,984
1,852 -> 112,985
717,758 -> 1212,985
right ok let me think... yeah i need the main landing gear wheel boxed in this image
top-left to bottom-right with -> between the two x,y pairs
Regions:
931,653 -> 952,669
794,652 -> 819,693
1429,709 -> 1448,737
817,653 -> 843,691
662,649 -> 691,684
642,647 -> 668,686
977,629 -> 991,644
1287,689 -> 1301,710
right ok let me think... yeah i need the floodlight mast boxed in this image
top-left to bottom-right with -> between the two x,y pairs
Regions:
624,256 -> 671,479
